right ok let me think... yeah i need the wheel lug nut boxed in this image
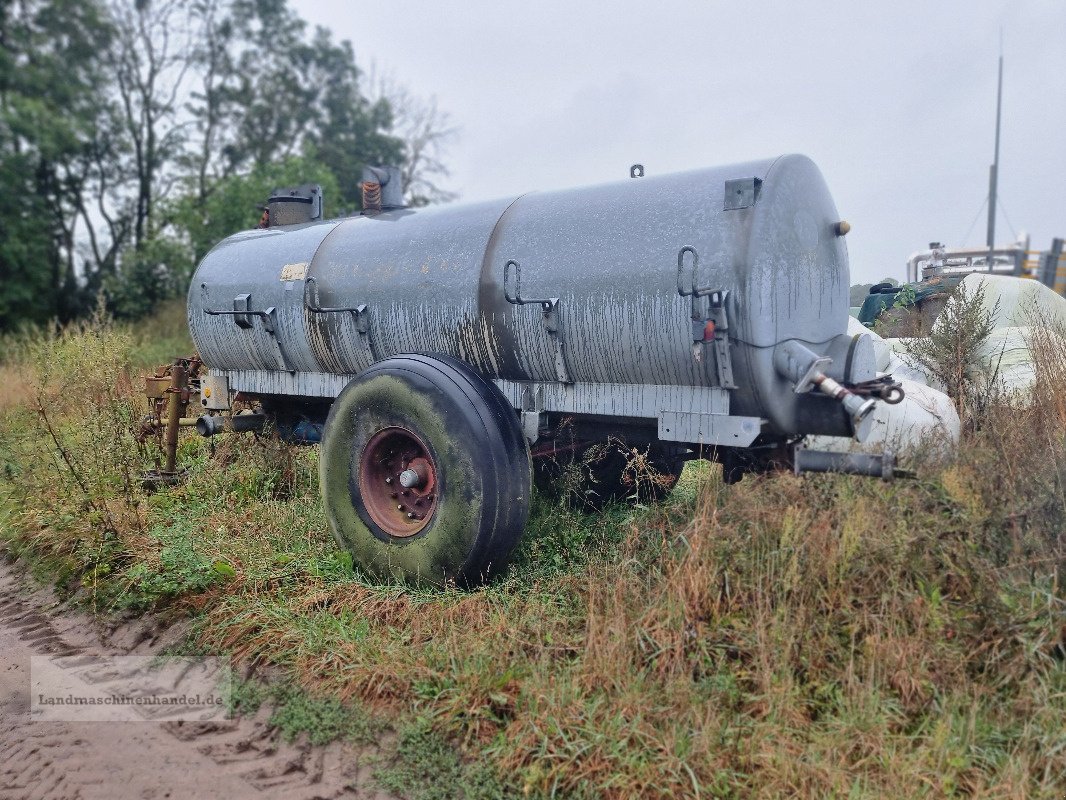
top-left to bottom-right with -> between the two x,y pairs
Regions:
396,504 -> 403,511
406,512 -> 415,519
385,477 -> 393,484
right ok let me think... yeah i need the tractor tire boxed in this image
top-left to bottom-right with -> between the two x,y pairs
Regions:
320,354 -> 531,586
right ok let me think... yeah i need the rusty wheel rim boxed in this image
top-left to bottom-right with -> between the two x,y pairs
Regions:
358,427 -> 438,538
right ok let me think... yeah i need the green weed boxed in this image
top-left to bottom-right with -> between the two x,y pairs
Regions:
224,676 -> 379,746
374,717 -> 513,800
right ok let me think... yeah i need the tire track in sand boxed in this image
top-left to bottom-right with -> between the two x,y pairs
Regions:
0,559 -> 396,800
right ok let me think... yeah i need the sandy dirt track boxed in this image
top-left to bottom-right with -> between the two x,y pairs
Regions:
0,559 -> 396,800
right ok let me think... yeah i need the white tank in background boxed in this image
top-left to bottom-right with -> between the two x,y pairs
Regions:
946,274 -> 1066,399
817,273 -> 1066,457
885,274 -> 1066,399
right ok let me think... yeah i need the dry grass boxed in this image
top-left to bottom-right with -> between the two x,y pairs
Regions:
0,364 -> 33,415
1,307 -> 1065,798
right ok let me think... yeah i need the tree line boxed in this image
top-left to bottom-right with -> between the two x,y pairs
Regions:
0,0 -> 454,330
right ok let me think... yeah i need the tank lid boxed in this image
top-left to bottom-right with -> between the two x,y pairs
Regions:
267,184 -> 323,226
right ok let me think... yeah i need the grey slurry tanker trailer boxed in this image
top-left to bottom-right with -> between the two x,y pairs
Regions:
188,155 -> 902,586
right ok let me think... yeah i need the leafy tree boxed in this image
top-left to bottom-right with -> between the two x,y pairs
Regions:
183,0 -> 402,209
0,154 -> 56,328
907,281 -> 998,423
305,28 -> 401,210
368,69 -> 458,207
104,235 -> 192,319
0,0 -> 453,330
105,0 -> 197,252
170,154 -> 339,264
0,0 -> 113,328
100,0 -> 405,317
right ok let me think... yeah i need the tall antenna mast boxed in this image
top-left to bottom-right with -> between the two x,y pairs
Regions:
985,37 -> 1004,263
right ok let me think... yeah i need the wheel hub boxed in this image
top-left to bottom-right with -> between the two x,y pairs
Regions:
358,427 -> 438,537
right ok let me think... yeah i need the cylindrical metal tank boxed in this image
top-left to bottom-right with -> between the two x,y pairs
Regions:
189,154 -> 868,438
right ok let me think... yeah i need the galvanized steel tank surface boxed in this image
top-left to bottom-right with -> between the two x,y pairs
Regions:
188,154 -> 852,427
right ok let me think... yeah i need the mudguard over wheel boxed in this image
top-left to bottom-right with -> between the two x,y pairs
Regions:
320,354 -> 531,586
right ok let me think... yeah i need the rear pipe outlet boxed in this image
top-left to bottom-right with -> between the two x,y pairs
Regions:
774,340 -> 877,431
811,373 -> 877,426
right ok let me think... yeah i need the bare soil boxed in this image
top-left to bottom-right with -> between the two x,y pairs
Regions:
0,559 -> 396,800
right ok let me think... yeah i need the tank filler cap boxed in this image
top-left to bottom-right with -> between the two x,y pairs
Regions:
835,220 -> 851,236
267,184 -> 323,226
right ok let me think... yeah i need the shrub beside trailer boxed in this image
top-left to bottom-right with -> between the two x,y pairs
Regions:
179,155 -> 902,586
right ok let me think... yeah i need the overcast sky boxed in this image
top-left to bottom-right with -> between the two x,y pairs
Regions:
292,0 -> 1064,284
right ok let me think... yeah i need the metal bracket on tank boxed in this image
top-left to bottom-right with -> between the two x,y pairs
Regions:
303,276 -> 380,363
705,291 -> 736,389
723,177 -> 762,211
200,287 -> 295,371
202,291 -> 275,332
676,247 -> 737,389
519,384 -> 546,445
503,259 -> 571,384
303,277 -> 370,334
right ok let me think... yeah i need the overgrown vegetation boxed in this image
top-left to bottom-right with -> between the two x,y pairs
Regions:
0,0 -> 454,330
907,281 -> 1001,423
1,306 -> 1064,798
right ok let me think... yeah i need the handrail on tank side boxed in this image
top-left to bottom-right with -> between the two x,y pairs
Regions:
303,276 -> 369,333
303,276 -> 366,314
502,258 -> 569,382
503,259 -> 557,310
676,245 -> 720,298
199,284 -> 294,370
677,245 -> 722,315
199,284 -> 276,333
